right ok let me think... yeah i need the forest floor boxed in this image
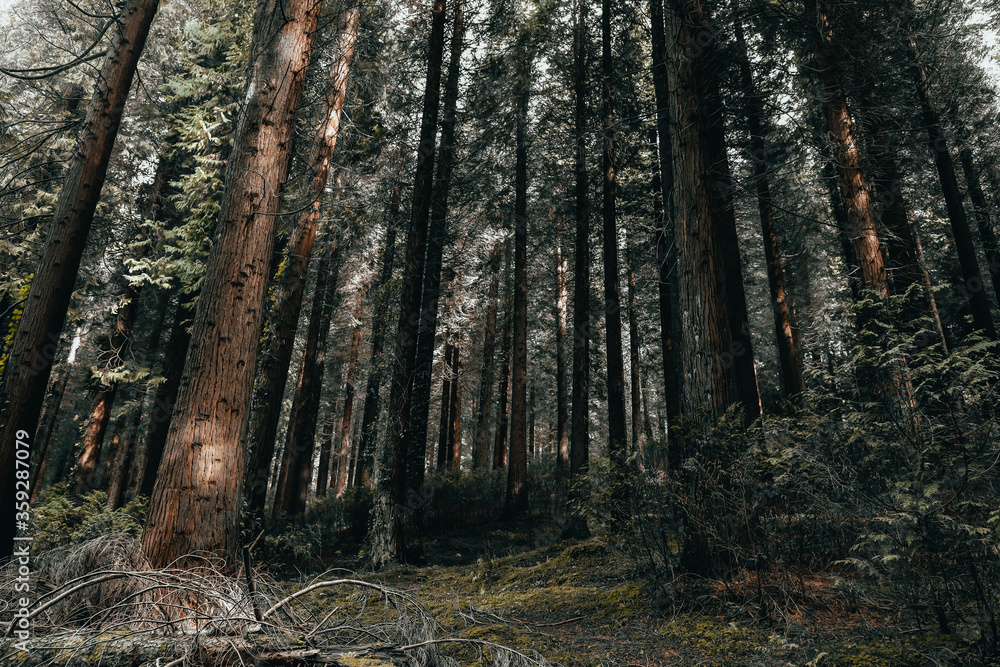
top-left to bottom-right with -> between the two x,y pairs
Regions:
302,513 -> 962,667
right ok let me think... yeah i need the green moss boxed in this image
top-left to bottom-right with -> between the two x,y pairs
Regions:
338,652 -> 395,667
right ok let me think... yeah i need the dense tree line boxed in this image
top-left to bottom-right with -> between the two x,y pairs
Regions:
1,0 -> 998,643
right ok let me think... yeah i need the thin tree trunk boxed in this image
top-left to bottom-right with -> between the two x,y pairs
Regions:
407,0 -> 467,497
244,7 -> 359,511
316,365 -> 344,498
447,342 -> 462,470
473,242 -> 501,469
649,0 -> 679,431
504,41 -> 531,519
958,147 -> 1000,310
904,27 -> 995,337
734,19 -> 806,400
527,381 -> 536,460
29,369 -> 71,502
372,0 -> 448,568
493,253 -> 513,471
554,224 -> 570,468
273,239 -> 343,516
334,296 -> 366,497
0,0 -> 161,556
136,292 -> 193,500
569,0 -> 591,479
625,234 -> 642,455
356,186 -> 401,487
437,343 -> 453,471
600,0 -> 629,466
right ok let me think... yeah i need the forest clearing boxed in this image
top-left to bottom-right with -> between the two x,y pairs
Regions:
0,0 -> 999,663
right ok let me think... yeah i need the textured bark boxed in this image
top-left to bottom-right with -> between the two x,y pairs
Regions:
472,242 -> 501,469
407,0 -> 466,495
316,366 -> 343,497
668,0 -> 739,418
493,252 -> 513,471
504,47 -> 531,519
447,342 -> 462,470
626,235 -> 642,455
371,0 -> 448,567
273,240 -> 342,516
0,0 -> 161,556
244,8 -> 359,511
553,225 -> 570,468
334,296 -> 365,497
734,20 -> 806,400
569,0 -> 591,479
600,0 -> 629,466
958,147 -> 1000,311
905,31 -> 996,337
141,0 -> 323,569
436,344 -> 453,471
356,188 -> 401,487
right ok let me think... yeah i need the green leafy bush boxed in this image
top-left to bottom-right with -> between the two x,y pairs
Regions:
30,484 -> 147,553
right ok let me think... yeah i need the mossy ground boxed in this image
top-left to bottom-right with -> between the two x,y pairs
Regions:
297,513 -> 963,666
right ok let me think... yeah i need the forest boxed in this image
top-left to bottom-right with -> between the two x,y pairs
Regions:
0,0 -> 999,663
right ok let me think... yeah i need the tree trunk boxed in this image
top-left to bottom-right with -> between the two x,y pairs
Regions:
472,242 -> 501,469
447,341 -> 462,470
649,0 -> 679,439
407,0 -> 467,497
625,234 -> 642,456
135,291 -> 193,500
668,0 -> 740,418
0,0 -> 161,556
904,29 -> 995,337
29,368 -> 71,502
141,0 -> 325,569
332,296 -> 365,497
493,252 -> 513,471
356,185 -> 401,488
734,19 -> 806,400
244,7 -> 359,511
569,0 -> 591,479
371,0 -> 448,568
316,370 -> 342,498
436,343 -> 453,471
554,224 -> 570,468
504,43 -> 531,519
600,0 -> 629,467
273,239 -> 343,516
958,147 -> 1000,310
860,82 -> 948,350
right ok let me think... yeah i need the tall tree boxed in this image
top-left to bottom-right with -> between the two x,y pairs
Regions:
334,294 -> 366,497
553,221 -> 570,468
371,0 -> 448,567
472,241 -> 501,469
355,185 -> 401,487
0,0 -> 162,557
407,0 -> 467,493
600,0 -> 629,464
141,0 -> 326,569
734,19 -> 806,400
272,237 -> 343,516
243,6 -> 360,511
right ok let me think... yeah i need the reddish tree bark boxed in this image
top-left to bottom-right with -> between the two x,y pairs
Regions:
334,296 -> 366,497
141,0 -> 326,569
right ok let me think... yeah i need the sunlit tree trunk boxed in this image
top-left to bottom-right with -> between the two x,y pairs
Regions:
243,7 -> 359,511
553,224 -> 570,468
493,252 -> 513,471
334,295 -> 365,497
